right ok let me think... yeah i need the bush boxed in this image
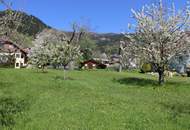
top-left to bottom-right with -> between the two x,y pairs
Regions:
141,63 -> 152,73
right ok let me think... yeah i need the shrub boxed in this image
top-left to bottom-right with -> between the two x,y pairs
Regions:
141,63 -> 152,73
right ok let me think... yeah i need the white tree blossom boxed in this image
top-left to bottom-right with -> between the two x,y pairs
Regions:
122,0 -> 190,85
49,42 -> 81,79
29,29 -> 82,79
29,38 -> 50,72
120,40 -> 140,69
49,42 -> 81,68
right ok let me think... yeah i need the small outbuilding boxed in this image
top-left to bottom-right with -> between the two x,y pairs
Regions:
80,60 -> 107,69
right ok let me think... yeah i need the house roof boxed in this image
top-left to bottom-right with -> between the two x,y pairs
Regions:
82,60 -> 100,65
81,59 -> 107,69
0,40 -> 28,54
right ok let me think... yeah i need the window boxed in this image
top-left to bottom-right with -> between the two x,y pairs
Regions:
15,54 -> 20,58
16,63 -> 19,67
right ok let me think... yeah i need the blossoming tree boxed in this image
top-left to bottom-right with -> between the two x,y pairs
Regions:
122,0 -> 190,85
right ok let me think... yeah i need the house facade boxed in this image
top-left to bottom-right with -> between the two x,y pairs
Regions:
0,40 -> 28,68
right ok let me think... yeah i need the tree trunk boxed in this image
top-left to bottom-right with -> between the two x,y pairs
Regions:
53,64 -> 57,69
158,66 -> 165,85
118,63 -> 122,72
118,47 -> 122,73
187,71 -> 190,77
63,66 -> 66,80
42,66 -> 45,73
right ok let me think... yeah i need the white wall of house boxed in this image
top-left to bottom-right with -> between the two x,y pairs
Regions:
15,53 -> 26,69
0,52 -> 26,68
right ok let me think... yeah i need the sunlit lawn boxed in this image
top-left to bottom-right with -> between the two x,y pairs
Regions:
0,68 -> 190,130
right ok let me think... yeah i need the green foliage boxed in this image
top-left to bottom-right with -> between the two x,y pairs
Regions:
81,48 -> 93,61
79,36 -> 97,50
95,44 -> 119,56
141,63 -> 152,73
79,34 -> 97,61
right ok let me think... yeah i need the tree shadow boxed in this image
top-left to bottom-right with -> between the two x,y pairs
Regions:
113,77 -> 190,87
113,77 -> 159,87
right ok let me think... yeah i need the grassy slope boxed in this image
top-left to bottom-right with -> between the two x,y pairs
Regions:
0,69 -> 190,130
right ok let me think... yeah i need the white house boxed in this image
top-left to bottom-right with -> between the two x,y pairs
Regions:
0,40 -> 28,68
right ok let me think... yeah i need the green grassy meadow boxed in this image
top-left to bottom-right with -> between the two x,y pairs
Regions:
0,68 -> 190,130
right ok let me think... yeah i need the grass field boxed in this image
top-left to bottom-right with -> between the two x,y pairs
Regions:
0,68 -> 190,130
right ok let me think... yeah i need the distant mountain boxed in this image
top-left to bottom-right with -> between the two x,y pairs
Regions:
91,33 -> 124,45
0,10 -> 50,37
90,33 -> 125,54
0,10 -> 124,54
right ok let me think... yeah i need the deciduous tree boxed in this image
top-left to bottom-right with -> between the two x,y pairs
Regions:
29,38 -> 50,72
29,28 -> 82,79
122,0 -> 190,85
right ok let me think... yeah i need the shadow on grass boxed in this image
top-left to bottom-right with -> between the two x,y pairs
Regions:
53,76 -> 74,81
113,77 -> 159,87
113,77 -> 190,87
0,97 -> 29,128
0,82 -> 13,88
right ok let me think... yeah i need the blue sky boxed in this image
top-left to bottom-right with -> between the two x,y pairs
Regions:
0,0 -> 188,33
